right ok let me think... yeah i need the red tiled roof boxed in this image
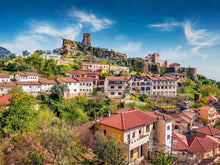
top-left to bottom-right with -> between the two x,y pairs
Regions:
115,106 -> 139,114
0,93 -> 13,105
74,77 -> 94,82
0,74 -> 10,78
170,63 -> 180,66
106,76 -> 128,81
170,112 -> 193,120
0,93 -> 40,105
146,110 -> 173,121
98,109 -> 156,131
195,126 -> 220,136
67,70 -> 99,75
38,78 -> 57,84
150,76 -> 176,81
16,72 -> 38,76
207,96 -> 218,102
83,63 -> 109,66
16,81 -> 40,85
188,135 -> 220,152
172,132 -> 188,151
198,106 -> 213,111
57,77 -> 78,83
0,82 -> 17,87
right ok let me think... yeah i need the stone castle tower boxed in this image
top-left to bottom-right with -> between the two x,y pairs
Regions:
189,68 -> 198,81
82,33 -> 92,46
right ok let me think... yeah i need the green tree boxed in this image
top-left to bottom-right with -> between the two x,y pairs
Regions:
95,132 -> 126,165
0,90 -> 39,134
50,84 -> 68,100
41,119 -> 75,164
151,150 -> 173,165
19,151 -> 44,165
9,53 -> 16,59
22,50 -> 30,57
35,50 -> 44,55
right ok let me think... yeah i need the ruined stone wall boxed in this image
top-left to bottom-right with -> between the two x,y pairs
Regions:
82,33 -> 92,46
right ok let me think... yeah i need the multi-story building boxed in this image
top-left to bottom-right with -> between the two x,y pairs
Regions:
0,74 -> 11,82
16,81 -> 41,96
182,108 -> 198,123
169,63 -> 181,72
129,75 -> 177,97
38,78 -> 57,94
66,70 -> 99,86
74,77 -> 93,96
95,107 -> 157,164
56,77 -> 79,98
104,76 -> 128,99
82,63 -> 110,73
15,72 -> 38,82
143,53 -> 169,67
145,110 -> 173,154
110,66 -> 129,74
40,54 -> 61,60
197,106 -> 218,126
0,82 -> 17,96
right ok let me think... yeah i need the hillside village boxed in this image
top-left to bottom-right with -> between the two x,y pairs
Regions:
0,33 -> 220,165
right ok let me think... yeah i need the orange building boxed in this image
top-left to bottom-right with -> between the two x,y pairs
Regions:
197,106 -> 218,126
95,107 -> 157,164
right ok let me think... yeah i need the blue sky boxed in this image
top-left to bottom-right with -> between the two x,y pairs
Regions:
0,0 -> 220,81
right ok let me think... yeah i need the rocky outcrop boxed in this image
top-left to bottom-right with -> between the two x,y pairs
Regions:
62,39 -> 78,56
0,47 -> 11,59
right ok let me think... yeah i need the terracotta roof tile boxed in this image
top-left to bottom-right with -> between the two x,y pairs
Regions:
170,63 -> 180,66
16,72 -> 38,76
198,106 -> 213,111
83,63 -> 109,66
74,77 -> 94,82
0,82 -> 17,87
106,76 -> 128,81
16,81 -> 40,85
188,135 -> 220,152
207,96 -> 218,102
57,77 -> 78,83
98,108 -> 156,131
0,74 -> 10,78
67,70 -> 99,75
150,76 -> 176,81
195,126 -> 220,136
38,78 -> 57,84
145,110 -> 173,121
172,132 -> 188,151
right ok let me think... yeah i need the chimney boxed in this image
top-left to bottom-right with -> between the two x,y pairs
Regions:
108,110 -> 111,117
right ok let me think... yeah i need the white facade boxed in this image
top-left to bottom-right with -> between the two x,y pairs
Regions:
78,81 -> 93,94
110,66 -> 130,74
40,83 -> 56,93
15,73 -> 38,82
165,120 -> 172,154
0,77 -> 10,82
18,84 -> 41,96
40,54 -> 61,60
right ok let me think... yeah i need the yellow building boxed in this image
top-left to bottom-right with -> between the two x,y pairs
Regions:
197,106 -> 218,126
82,63 -> 110,73
95,107 -> 157,164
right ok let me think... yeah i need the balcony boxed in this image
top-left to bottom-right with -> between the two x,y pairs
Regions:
125,134 -> 149,150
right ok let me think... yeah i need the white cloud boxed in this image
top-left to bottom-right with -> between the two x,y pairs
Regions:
162,46 -> 191,60
70,8 -> 115,32
114,34 -> 125,41
0,21 -> 83,55
116,42 -> 142,53
149,19 -> 220,59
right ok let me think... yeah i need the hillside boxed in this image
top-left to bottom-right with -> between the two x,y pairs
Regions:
0,47 -> 11,59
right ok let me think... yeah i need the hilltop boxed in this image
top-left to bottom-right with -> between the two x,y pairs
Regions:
0,47 -> 11,59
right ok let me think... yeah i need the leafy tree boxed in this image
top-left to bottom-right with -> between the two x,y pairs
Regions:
41,119 -> 75,164
19,151 -> 44,165
151,150 -> 173,165
50,84 -> 68,100
52,48 -> 62,55
22,50 -> 30,57
35,50 -> 44,55
95,132 -> 126,165
9,53 -> 16,59
0,90 -> 39,134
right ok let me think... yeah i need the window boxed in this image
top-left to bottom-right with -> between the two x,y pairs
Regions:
132,132 -> 135,138
157,86 -> 160,89
74,89 -> 76,92
110,86 -> 114,89
110,92 -> 114,95
103,129 -> 106,136
29,86 -> 31,88
130,150 -> 133,159
153,123 -> 156,130
127,133 -> 130,140
153,86 -> 156,89
118,92 -> 122,95
167,126 -> 170,130
146,125 -> 150,132
167,135 -> 170,140
146,87 -> 150,90
118,86 -> 122,89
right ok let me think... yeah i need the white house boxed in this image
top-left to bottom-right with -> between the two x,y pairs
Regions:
56,77 -> 79,98
38,78 -> 57,94
0,74 -> 11,82
40,54 -> 61,60
110,66 -> 129,74
15,72 -> 38,82
0,82 -> 17,96
16,81 -> 41,96
74,77 -> 93,96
